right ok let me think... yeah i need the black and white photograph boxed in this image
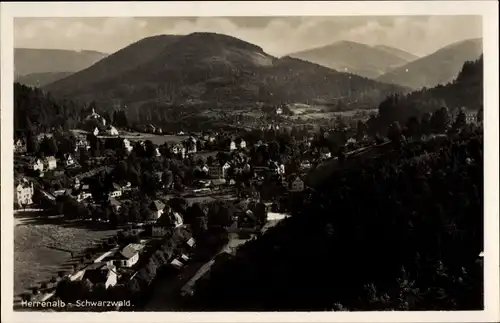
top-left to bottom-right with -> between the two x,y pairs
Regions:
1,1 -> 499,323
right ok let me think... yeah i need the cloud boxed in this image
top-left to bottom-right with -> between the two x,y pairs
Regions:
14,16 -> 482,56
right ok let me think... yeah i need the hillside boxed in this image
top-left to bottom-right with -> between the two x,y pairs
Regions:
16,72 -> 73,88
287,41 -> 416,79
366,56 -> 483,135
183,131 -> 484,311
43,33 -> 407,110
376,38 -> 483,89
373,45 -> 419,62
14,48 -> 107,77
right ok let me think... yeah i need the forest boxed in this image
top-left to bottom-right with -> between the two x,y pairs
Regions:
183,124 -> 484,311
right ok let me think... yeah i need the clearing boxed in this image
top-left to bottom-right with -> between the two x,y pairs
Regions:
14,211 -> 118,296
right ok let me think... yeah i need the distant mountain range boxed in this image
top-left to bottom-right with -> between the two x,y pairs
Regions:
15,72 -> 74,88
287,40 -> 419,79
43,32 -> 407,109
376,38 -> 483,90
14,48 -> 108,78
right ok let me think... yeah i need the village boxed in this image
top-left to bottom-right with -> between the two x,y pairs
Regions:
14,104 -> 368,310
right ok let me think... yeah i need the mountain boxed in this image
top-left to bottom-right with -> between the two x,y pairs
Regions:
14,48 -> 108,77
16,72 -> 73,88
369,55 -> 483,132
376,38 -> 483,90
287,41 -> 417,79
44,33 -> 407,110
373,45 -> 419,62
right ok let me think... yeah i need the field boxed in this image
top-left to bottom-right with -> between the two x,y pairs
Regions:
14,211 -> 118,296
70,129 -> 189,145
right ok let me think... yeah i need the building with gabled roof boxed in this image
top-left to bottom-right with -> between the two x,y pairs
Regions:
150,200 -> 166,219
82,262 -> 118,289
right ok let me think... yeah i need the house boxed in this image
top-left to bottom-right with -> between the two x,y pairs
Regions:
147,124 -> 156,133
152,224 -> 170,237
276,107 -> 283,115
64,154 -> 75,167
210,178 -> 226,190
108,126 -> 119,136
121,182 -> 132,191
222,162 -> 231,178
109,198 -> 121,213
108,183 -> 122,198
178,131 -> 185,136
156,128 -> 163,135
170,258 -> 184,269
15,178 -> 34,207
300,161 -> 312,170
229,140 -> 236,151
186,237 -> 196,248
53,189 -> 67,197
76,138 -> 90,151
44,156 -> 57,170
155,147 -> 162,157
73,178 -> 81,190
86,108 -> 101,121
150,200 -> 166,219
202,164 -> 210,174
208,165 -> 222,179
76,191 -> 92,202
290,176 -> 305,192
278,164 -> 286,175
172,211 -> 184,228
93,127 -> 99,136
109,243 -> 145,268
123,138 -> 133,154
82,263 -> 118,289
240,139 -> 247,149
29,158 -> 44,172
14,138 -> 26,153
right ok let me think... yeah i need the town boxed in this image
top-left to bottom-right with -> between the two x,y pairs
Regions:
9,14 -> 488,313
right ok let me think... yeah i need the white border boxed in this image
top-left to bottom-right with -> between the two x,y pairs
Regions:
1,2 -> 498,323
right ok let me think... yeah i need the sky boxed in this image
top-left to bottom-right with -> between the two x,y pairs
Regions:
14,16 -> 482,57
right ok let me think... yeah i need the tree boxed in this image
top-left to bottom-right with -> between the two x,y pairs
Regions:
406,116 -> 421,140
387,121 -> 404,147
452,108 -> 467,131
430,107 -> 450,133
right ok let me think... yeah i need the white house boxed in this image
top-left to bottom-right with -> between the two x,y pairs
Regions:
172,212 -> 184,228
108,183 -> 122,199
108,126 -> 119,136
202,165 -> 210,174
82,263 -> 117,289
93,127 -> 99,136
44,156 -> 57,170
276,107 -> 283,115
278,164 -> 286,175
123,139 -> 133,154
111,243 -> 145,268
29,158 -> 44,172
109,198 -> 121,213
14,139 -> 26,153
240,139 -> 247,149
290,176 -> 305,192
77,192 -> 92,203
155,147 -> 162,157
15,178 -> 34,207
64,154 -> 75,167
150,200 -> 165,219
229,140 -> 237,151
222,162 -> 231,178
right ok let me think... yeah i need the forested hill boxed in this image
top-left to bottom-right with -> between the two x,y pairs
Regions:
183,130 -> 484,311
14,83 -> 87,134
370,55 -> 483,131
43,32 -> 407,109
376,38 -> 482,90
